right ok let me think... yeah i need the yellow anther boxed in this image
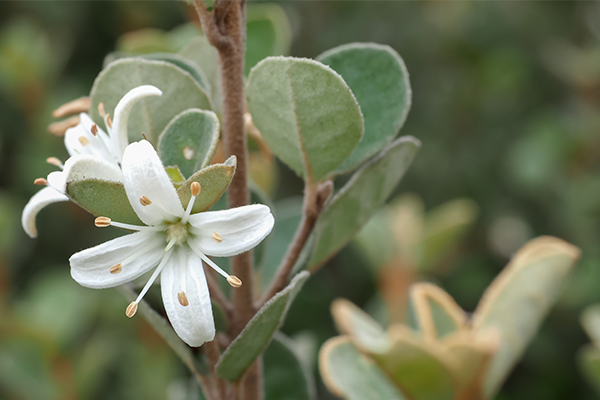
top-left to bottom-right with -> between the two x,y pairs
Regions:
90,123 -> 98,136
109,264 -> 122,274
94,217 -> 111,227
78,136 -> 90,146
106,114 -> 113,129
34,178 -> 48,186
212,232 -> 222,243
227,276 -> 242,288
139,195 -> 152,206
125,302 -> 138,318
191,182 -> 201,197
177,291 -> 189,307
98,102 -> 106,117
46,157 -> 62,167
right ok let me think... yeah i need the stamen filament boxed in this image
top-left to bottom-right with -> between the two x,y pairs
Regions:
165,237 -> 177,252
133,249 -> 173,304
181,182 -> 200,225
187,240 -> 238,285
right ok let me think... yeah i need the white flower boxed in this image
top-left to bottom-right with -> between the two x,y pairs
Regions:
69,140 -> 274,347
22,85 -> 162,238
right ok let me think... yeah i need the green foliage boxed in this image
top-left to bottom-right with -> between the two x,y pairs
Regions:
89,58 -> 212,143
263,333 -> 317,400
178,36 -> 221,112
317,43 -> 412,174
309,136 -> 420,268
246,4 -> 292,76
319,337 -> 405,400
246,56 -> 364,182
157,109 -> 220,178
177,156 -> 236,214
216,272 -> 309,381
578,345 -> 600,395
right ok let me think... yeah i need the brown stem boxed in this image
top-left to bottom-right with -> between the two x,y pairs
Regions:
204,262 -> 233,317
205,340 -> 229,400
258,180 -> 333,305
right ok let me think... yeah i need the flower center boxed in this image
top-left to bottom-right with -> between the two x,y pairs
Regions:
165,221 -> 190,247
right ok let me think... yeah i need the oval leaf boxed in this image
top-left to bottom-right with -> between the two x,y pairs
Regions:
472,236 -> 581,398
158,109 -> 220,178
89,58 -> 212,144
317,43 -> 411,174
247,56 -> 364,182
246,4 -> 292,75
177,157 -> 236,214
308,136 -> 420,269
319,337 -> 406,400
264,332 -> 317,400
179,36 -> 221,111
216,272 -> 309,381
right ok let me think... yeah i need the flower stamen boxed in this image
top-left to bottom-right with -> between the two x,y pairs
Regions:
165,237 -> 177,252
106,114 -> 113,129
130,249 -> 173,310
34,178 -> 48,186
212,232 -> 222,243
109,263 -> 122,274
79,136 -> 90,146
95,217 -> 111,227
139,195 -> 152,206
46,157 -> 64,169
181,182 -> 201,224
94,216 -> 162,232
98,102 -> 106,118
125,302 -> 138,318
177,291 -> 189,306
187,240 -> 242,287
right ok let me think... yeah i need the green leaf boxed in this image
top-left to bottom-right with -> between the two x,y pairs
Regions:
331,299 -> 391,353
264,332 -> 317,400
177,157 -> 236,214
472,236 -> 581,398
581,304 -> 600,344
103,53 -> 211,93
216,272 -> 309,381
578,345 -> 600,395
66,179 -> 142,225
308,136 -> 420,269
245,4 -> 292,76
166,166 -> 186,187
319,337 -> 405,400
158,109 -> 220,178
247,56 -> 364,182
116,28 -> 174,53
317,43 -> 412,174
179,36 -> 221,111
89,58 -> 212,144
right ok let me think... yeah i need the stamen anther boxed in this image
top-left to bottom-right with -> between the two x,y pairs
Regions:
98,102 -> 106,117
212,232 -> 222,243
109,264 -> 122,274
125,302 -> 138,318
95,217 -> 111,227
191,182 -> 201,197
34,178 -> 48,186
90,123 -> 98,136
79,136 -> 90,146
177,291 -> 189,307
106,114 -> 113,129
46,157 -> 63,168
139,195 -> 152,206
227,276 -> 242,288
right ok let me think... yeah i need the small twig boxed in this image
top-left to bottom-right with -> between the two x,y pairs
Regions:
193,0 -> 232,50
258,180 -> 333,305
204,262 -> 233,316
205,340 -> 228,399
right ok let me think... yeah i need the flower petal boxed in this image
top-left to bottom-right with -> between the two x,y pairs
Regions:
64,113 -> 116,162
122,140 -> 184,225
161,247 -> 215,347
111,85 -> 163,161
70,231 -> 164,289
47,155 -> 123,194
21,186 -> 69,238
188,204 -> 275,257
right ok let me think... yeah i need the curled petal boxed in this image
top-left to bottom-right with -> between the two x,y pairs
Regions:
70,231 -> 164,289
188,204 -> 274,257
112,85 -> 162,161
64,113 -> 115,162
122,140 -> 184,225
47,155 -> 123,194
21,186 -> 69,238
161,247 -> 215,347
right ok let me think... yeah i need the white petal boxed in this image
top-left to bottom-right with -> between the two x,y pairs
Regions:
69,231 -> 164,289
188,204 -> 274,257
161,247 -> 215,347
21,186 -> 69,238
122,140 -> 184,225
111,85 -> 163,161
47,155 -> 123,193
64,114 -> 116,162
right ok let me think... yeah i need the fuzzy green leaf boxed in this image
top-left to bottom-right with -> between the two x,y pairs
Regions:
317,43 -> 411,174
247,57 -> 364,182
264,333 -> 317,400
66,179 -> 142,225
319,337 -> 405,400
245,4 -> 292,76
179,36 -> 221,112
177,157 -> 236,214
472,236 -> 581,398
216,272 -> 309,381
308,136 -> 420,269
166,166 -> 186,187
89,58 -> 212,144
158,109 -> 220,178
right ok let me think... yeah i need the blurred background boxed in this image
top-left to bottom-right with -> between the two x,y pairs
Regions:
1,1 -> 600,399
